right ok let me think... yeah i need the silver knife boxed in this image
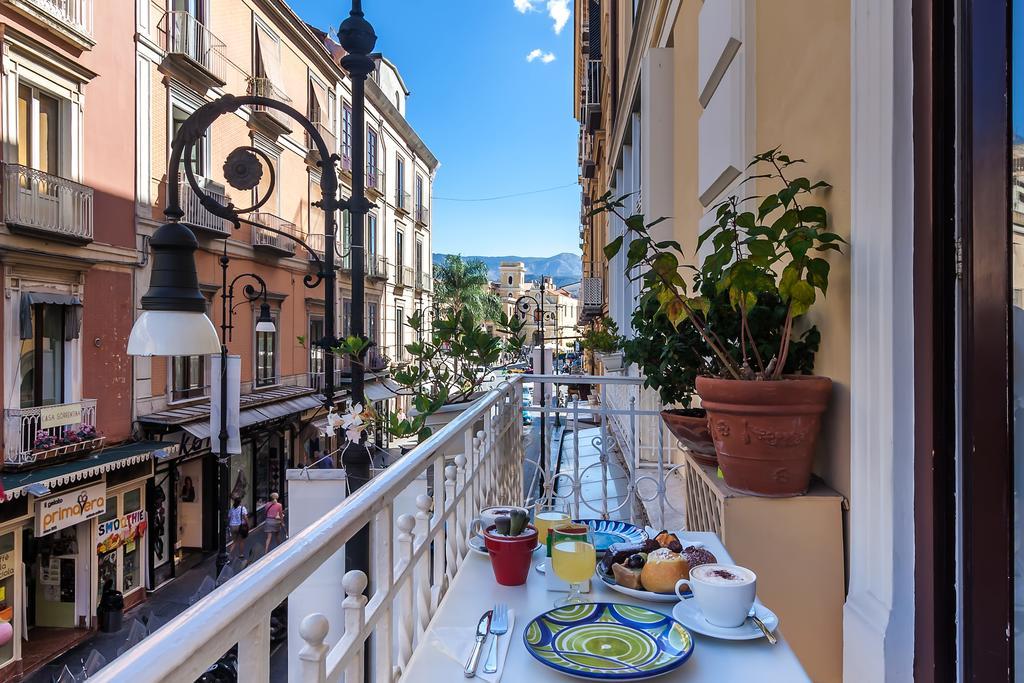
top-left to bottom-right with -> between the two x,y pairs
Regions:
464,609 -> 493,677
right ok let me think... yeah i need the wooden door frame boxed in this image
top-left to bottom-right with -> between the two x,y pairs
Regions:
914,0 -> 1014,680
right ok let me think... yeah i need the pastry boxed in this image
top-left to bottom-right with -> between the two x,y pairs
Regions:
639,548 -> 688,593
655,530 -> 680,548
599,539 -> 662,574
611,562 -> 643,590
680,545 -> 717,574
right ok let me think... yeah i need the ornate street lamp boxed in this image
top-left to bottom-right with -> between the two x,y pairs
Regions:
128,0 -> 379,580
511,278 -> 556,495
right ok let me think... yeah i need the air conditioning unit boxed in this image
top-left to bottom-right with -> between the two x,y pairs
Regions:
581,277 -> 603,312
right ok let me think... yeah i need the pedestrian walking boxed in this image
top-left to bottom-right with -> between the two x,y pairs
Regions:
264,492 -> 285,553
227,497 -> 249,561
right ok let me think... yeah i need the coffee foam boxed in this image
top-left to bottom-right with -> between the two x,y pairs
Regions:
691,564 -> 755,585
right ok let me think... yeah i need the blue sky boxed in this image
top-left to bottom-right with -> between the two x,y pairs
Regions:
290,0 -> 581,258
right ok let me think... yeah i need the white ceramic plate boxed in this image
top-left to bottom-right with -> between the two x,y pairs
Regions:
595,567 -> 679,603
671,597 -> 779,641
467,535 -> 542,556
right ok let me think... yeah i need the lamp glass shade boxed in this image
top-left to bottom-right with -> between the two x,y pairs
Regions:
127,310 -> 221,356
255,304 -> 276,333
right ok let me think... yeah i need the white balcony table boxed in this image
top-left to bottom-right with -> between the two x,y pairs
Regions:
403,531 -> 810,682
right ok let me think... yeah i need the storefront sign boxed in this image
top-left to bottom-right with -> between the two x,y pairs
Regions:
97,509 -> 147,555
0,552 -> 13,581
39,403 -> 82,429
35,483 -> 106,536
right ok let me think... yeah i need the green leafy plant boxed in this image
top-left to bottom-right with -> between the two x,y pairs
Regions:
387,308 -> 526,441
598,147 -> 843,382
580,316 -> 623,354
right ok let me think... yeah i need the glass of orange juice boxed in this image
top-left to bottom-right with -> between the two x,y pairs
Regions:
552,537 -> 596,607
534,509 -> 570,572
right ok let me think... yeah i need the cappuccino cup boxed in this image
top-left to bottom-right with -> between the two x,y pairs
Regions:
674,563 -> 756,628
469,505 -> 527,539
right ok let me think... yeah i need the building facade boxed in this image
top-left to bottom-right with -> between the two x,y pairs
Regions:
495,263 -> 579,352
0,0 -> 436,678
573,0 -> 1024,680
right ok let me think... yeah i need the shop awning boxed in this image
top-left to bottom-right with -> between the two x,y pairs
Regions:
365,380 -> 400,403
1,440 -> 178,500
179,394 -> 324,441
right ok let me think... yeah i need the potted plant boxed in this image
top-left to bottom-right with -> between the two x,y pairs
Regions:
597,148 -> 842,496
482,508 -> 538,586
581,316 -> 625,371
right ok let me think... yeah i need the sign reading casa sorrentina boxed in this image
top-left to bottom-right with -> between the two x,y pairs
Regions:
39,403 -> 82,430
97,510 -> 147,554
35,483 -> 106,536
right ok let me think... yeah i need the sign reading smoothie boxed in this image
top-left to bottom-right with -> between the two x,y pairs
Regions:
97,510 -> 147,554
35,483 -> 106,536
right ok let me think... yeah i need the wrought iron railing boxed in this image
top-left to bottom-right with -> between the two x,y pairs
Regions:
367,253 -> 388,279
305,121 -> 336,160
395,189 -> 411,213
179,179 -> 230,235
2,163 -> 93,241
250,212 -> 301,254
415,204 -> 429,226
366,164 -> 384,194
4,399 -> 99,467
161,11 -> 226,83
585,59 -> 602,107
397,265 -> 414,288
247,77 -> 293,129
416,269 -> 431,291
22,0 -> 92,37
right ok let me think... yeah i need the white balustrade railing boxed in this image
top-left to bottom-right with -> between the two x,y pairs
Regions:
179,179 -> 229,235
161,11 -> 226,83
23,0 -> 92,36
93,374 -> 688,681
92,380 -> 525,682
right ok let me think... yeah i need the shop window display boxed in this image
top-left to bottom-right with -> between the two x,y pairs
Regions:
122,489 -> 142,592
0,532 -> 14,667
97,497 -> 118,602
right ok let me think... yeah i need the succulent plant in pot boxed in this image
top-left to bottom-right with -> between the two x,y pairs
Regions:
483,509 -> 538,586
596,147 -> 843,496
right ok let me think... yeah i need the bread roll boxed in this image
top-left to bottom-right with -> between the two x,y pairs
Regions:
639,548 -> 688,593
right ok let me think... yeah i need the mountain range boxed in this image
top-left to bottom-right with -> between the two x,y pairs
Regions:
432,253 -> 583,290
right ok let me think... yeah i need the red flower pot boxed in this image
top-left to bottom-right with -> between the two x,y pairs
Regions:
483,524 -> 538,586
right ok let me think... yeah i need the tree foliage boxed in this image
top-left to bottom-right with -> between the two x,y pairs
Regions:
432,254 -> 502,321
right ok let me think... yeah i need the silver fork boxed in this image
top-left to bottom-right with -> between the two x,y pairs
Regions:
483,603 -> 509,674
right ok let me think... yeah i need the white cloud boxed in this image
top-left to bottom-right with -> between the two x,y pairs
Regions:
541,52 -> 556,63
527,49 -> 556,63
513,0 -> 535,12
547,0 -> 570,34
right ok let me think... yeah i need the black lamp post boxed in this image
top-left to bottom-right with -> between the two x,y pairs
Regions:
213,252 -> 275,573
128,0 -> 379,584
512,278 -> 556,495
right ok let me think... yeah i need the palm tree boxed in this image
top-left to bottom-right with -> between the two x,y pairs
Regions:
432,254 -> 501,321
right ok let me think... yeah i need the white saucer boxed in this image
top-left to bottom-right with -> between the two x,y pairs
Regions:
468,535 -> 542,556
671,598 -> 780,641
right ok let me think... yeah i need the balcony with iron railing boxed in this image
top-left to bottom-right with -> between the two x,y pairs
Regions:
415,269 -> 431,291
2,163 -> 94,243
340,151 -> 353,177
248,77 -> 293,136
305,232 -> 325,261
584,58 -> 602,131
396,265 -> 414,289
5,0 -> 93,47
4,398 -> 100,469
159,11 -> 227,88
250,212 -> 301,256
395,189 -> 411,215
178,178 -> 230,237
415,204 -> 429,226
305,121 -> 337,166
365,164 -> 385,198
366,253 -> 388,280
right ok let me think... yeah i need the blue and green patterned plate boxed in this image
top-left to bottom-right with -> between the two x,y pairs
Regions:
573,519 -> 647,552
523,602 -> 694,680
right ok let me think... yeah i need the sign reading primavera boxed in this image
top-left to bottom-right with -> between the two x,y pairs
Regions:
35,483 -> 106,536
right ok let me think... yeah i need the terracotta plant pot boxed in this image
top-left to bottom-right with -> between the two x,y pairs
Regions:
660,409 -> 717,466
483,524 -> 539,586
696,375 -> 833,497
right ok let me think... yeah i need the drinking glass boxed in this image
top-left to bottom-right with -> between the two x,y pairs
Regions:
534,510 -> 570,573
552,536 -> 596,607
